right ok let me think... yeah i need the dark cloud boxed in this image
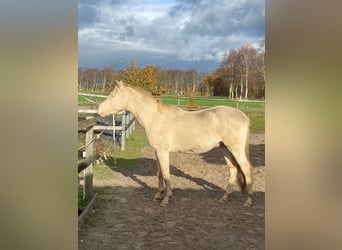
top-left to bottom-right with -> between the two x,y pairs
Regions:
169,0 -> 197,17
78,0 -> 126,28
78,4 -> 99,28
181,0 -> 265,37
78,0 -> 265,71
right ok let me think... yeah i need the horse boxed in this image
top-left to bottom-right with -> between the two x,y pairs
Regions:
97,80 -> 253,207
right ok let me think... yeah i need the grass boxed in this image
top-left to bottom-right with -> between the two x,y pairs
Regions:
93,129 -> 149,181
78,189 -> 88,211
78,95 -> 106,105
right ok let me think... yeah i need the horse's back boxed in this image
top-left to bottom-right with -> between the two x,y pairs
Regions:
193,105 -> 249,125
167,105 -> 249,131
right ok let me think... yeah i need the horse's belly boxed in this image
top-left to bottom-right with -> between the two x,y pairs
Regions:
171,137 -> 219,153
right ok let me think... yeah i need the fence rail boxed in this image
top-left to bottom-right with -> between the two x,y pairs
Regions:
78,108 -> 135,150
78,154 -> 97,173
78,93 -> 107,98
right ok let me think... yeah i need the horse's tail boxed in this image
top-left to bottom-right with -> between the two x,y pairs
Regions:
236,126 -> 251,194
236,167 -> 247,193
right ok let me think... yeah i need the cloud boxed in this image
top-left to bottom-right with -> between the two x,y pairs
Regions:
78,0 -> 265,71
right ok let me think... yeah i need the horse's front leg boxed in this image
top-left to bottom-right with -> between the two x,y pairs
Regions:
156,150 -> 172,206
153,152 -> 165,201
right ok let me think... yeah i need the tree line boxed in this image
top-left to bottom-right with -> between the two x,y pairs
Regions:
203,43 -> 265,99
78,43 -> 265,99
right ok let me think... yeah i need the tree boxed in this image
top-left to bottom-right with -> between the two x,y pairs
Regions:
78,68 -> 83,91
238,44 -> 258,99
214,44 -> 264,99
141,65 -> 158,92
202,72 -> 219,96
220,49 -> 240,99
77,47 -> 264,99
100,67 -> 116,91
117,61 -> 158,92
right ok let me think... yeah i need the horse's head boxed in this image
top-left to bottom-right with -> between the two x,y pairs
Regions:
97,80 -> 128,117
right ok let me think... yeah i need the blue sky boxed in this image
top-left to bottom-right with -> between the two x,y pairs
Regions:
78,0 -> 265,73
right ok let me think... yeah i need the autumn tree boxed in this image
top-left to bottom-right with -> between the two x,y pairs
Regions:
117,61 -> 158,92
202,72 -> 218,96
141,65 -> 158,92
118,60 -> 142,86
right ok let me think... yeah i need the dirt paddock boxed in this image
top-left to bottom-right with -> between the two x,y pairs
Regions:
78,133 -> 265,249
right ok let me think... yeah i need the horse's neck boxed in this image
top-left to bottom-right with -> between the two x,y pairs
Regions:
126,89 -> 158,129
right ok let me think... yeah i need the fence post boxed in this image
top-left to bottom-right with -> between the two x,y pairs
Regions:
128,113 -> 132,136
121,111 -> 126,150
132,114 -> 135,131
130,113 -> 134,136
112,114 -> 116,167
84,119 -> 94,201
125,112 -> 130,138
127,112 -> 130,137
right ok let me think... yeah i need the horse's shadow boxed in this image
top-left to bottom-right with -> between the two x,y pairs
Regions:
199,144 -> 265,167
99,154 -> 266,208
103,156 -> 223,191
101,142 -> 265,191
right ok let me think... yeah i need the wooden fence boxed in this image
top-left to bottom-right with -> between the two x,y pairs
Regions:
78,116 -> 98,227
78,108 -> 135,150
77,93 -> 136,226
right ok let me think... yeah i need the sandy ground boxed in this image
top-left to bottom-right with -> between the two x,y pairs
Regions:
78,132 -> 265,249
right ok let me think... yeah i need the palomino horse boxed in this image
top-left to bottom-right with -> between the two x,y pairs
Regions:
97,81 -> 253,207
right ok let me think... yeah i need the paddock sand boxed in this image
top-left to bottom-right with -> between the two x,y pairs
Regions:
78,132 -> 265,249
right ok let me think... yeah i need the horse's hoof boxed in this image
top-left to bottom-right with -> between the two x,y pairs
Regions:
244,200 -> 253,207
153,196 -> 162,201
219,194 -> 230,203
153,192 -> 163,201
218,198 -> 227,203
160,201 -> 169,207
160,198 -> 170,207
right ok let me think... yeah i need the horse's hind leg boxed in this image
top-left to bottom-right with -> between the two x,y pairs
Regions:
219,144 -> 238,203
153,151 -> 165,201
156,150 -> 172,206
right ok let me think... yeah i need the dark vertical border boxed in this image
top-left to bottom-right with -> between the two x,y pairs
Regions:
266,0 -> 342,249
0,1 -> 78,249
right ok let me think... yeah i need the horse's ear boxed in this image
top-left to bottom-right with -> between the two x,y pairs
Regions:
116,80 -> 124,88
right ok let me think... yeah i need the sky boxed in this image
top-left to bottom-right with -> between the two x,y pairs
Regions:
78,0 -> 265,73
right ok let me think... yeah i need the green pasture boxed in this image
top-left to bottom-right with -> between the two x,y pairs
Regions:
159,96 -> 264,110
78,94 -> 107,105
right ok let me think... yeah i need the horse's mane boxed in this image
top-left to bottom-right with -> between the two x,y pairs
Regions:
125,83 -> 182,116
126,84 -> 155,99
